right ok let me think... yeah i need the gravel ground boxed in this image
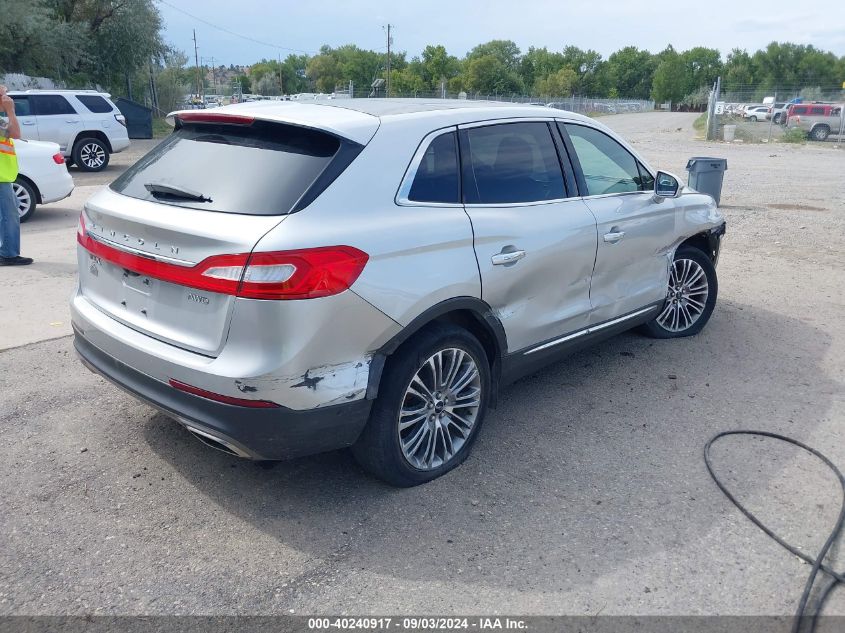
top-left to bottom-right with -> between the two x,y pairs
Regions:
1,112 -> 844,617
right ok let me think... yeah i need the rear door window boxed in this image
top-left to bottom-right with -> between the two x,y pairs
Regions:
31,95 -> 77,116
462,122 -> 565,204
76,95 -> 114,113
110,119 -> 345,215
810,107 -> 825,115
408,131 -> 459,204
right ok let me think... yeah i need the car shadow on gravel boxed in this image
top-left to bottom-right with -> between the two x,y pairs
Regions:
143,299 -> 838,591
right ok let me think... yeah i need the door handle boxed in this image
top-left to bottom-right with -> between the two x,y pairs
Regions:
491,250 -> 526,266
603,230 -> 625,244
22,120 -> 35,125
65,119 -> 80,123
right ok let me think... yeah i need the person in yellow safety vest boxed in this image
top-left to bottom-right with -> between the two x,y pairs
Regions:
0,84 -> 32,266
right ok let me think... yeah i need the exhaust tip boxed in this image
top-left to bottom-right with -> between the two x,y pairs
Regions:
183,425 -> 251,458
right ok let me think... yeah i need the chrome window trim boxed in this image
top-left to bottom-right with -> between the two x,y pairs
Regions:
523,306 -> 657,355
395,126 -> 462,208
458,117 -> 557,130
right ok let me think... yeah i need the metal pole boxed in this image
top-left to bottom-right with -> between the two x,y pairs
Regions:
192,29 -> 202,102
278,54 -> 283,96
767,88 -> 777,143
385,24 -> 391,98
838,100 -> 845,146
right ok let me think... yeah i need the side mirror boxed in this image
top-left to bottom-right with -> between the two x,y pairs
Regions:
654,171 -> 682,200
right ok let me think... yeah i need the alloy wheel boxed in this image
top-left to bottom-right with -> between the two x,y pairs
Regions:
398,348 -> 482,471
12,182 -> 31,219
80,143 -> 106,169
656,258 -> 709,333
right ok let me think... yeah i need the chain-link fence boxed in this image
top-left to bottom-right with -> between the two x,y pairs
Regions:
704,83 -> 845,144
275,89 -> 655,115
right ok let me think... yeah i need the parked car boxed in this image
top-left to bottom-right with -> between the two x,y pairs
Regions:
743,106 -> 770,122
71,100 -> 726,486
12,139 -> 74,222
786,103 -> 843,140
8,90 -> 129,172
768,103 -> 788,123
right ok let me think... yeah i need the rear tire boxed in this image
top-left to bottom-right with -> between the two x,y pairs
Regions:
811,126 -> 830,141
72,137 -> 110,172
12,178 -> 37,223
641,246 -> 718,339
750,116 -> 758,122
352,324 -> 491,487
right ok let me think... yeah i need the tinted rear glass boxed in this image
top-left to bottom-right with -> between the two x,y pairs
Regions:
111,120 -> 341,215
76,95 -> 113,113
463,122 -> 565,204
31,94 -> 76,115
408,131 -> 459,203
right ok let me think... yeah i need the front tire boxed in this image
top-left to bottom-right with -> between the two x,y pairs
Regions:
72,137 -> 110,172
352,324 -> 491,487
12,179 -> 37,222
641,246 -> 718,339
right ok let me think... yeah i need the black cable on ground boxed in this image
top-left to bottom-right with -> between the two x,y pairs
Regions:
704,430 -> 845,633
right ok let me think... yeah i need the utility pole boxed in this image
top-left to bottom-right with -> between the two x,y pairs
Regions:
278,53 -> 284,96
385,24 -> 391,98
192,29 -> 202,101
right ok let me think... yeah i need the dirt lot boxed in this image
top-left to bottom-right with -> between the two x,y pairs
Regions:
1,112 -> 844,618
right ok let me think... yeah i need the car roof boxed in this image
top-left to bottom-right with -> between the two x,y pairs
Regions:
171,99 -> 596,145
9,89 -> 111,97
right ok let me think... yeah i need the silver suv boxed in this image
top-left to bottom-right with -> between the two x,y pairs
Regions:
71,100 -> 726,486
9,90 -> 130,171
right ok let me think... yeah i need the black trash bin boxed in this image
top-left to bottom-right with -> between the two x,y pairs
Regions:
114,97 -> 153,139
685,157 -> 727,206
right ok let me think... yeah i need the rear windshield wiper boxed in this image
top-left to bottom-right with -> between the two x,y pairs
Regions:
144,182 -> 212,203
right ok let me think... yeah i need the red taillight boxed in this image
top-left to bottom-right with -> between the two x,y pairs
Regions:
53,153 -> 65,165
237,247 -> 369,300
177,112 -> 255,125
169,379 -> 280,408
76,218 -> 368,300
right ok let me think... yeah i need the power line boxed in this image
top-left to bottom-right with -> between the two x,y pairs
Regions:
155,0 -> 315,55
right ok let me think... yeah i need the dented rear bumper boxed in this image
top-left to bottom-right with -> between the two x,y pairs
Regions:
74,330 -> 372,460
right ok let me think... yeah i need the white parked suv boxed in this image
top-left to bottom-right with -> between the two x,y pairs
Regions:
9,90 -> 130,171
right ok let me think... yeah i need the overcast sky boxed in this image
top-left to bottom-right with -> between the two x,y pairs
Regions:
158,0 -> 844,66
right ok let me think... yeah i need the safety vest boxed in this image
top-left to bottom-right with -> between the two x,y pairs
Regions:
0,137 -> 18,183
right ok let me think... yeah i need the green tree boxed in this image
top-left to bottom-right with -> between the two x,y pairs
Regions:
722,48 -> 756,93
520,47 -> 565,92
464,54 -> 523,95
467,40 -> 521,73
681,46 -> 722,93
605,46 -> 657,99
534,67 -> 577,98
651,46 -> 686,104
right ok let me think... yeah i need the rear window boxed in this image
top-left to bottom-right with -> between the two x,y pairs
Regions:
76,95 -> 114,113
810,107 -> 825,115
111,120 -> 342,215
